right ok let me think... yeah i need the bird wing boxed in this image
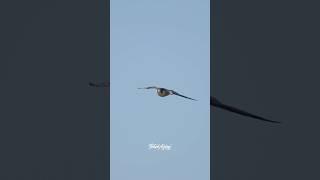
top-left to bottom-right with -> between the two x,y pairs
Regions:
138,86 -> 158,89
211,96 -> 280,123
89,81 -> 109,87
170,90 -> 197,101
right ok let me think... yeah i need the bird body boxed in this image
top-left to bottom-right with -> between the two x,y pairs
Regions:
157,88 -> 171,97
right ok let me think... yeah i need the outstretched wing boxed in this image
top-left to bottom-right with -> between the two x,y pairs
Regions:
211,96 -> 280,124
170,90 -> 197,101
89,81 -> 109,87
138,86 -> 158,89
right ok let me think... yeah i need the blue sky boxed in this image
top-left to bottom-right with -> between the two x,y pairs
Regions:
110,0 -> 210,179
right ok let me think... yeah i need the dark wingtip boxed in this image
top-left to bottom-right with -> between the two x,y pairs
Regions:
256,117 -> 281,124
88,82 -> 95,87
211,98 -> 281,124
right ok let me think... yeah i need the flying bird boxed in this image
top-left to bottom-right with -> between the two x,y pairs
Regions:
138,86 -> 197,101
89,81 -> 279,123
211,97 -> 280,123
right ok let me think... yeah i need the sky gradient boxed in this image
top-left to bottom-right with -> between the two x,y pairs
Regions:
110,0 -> 210,180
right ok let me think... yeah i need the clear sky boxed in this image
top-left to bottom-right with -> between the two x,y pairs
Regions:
110,0 -> 210,179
